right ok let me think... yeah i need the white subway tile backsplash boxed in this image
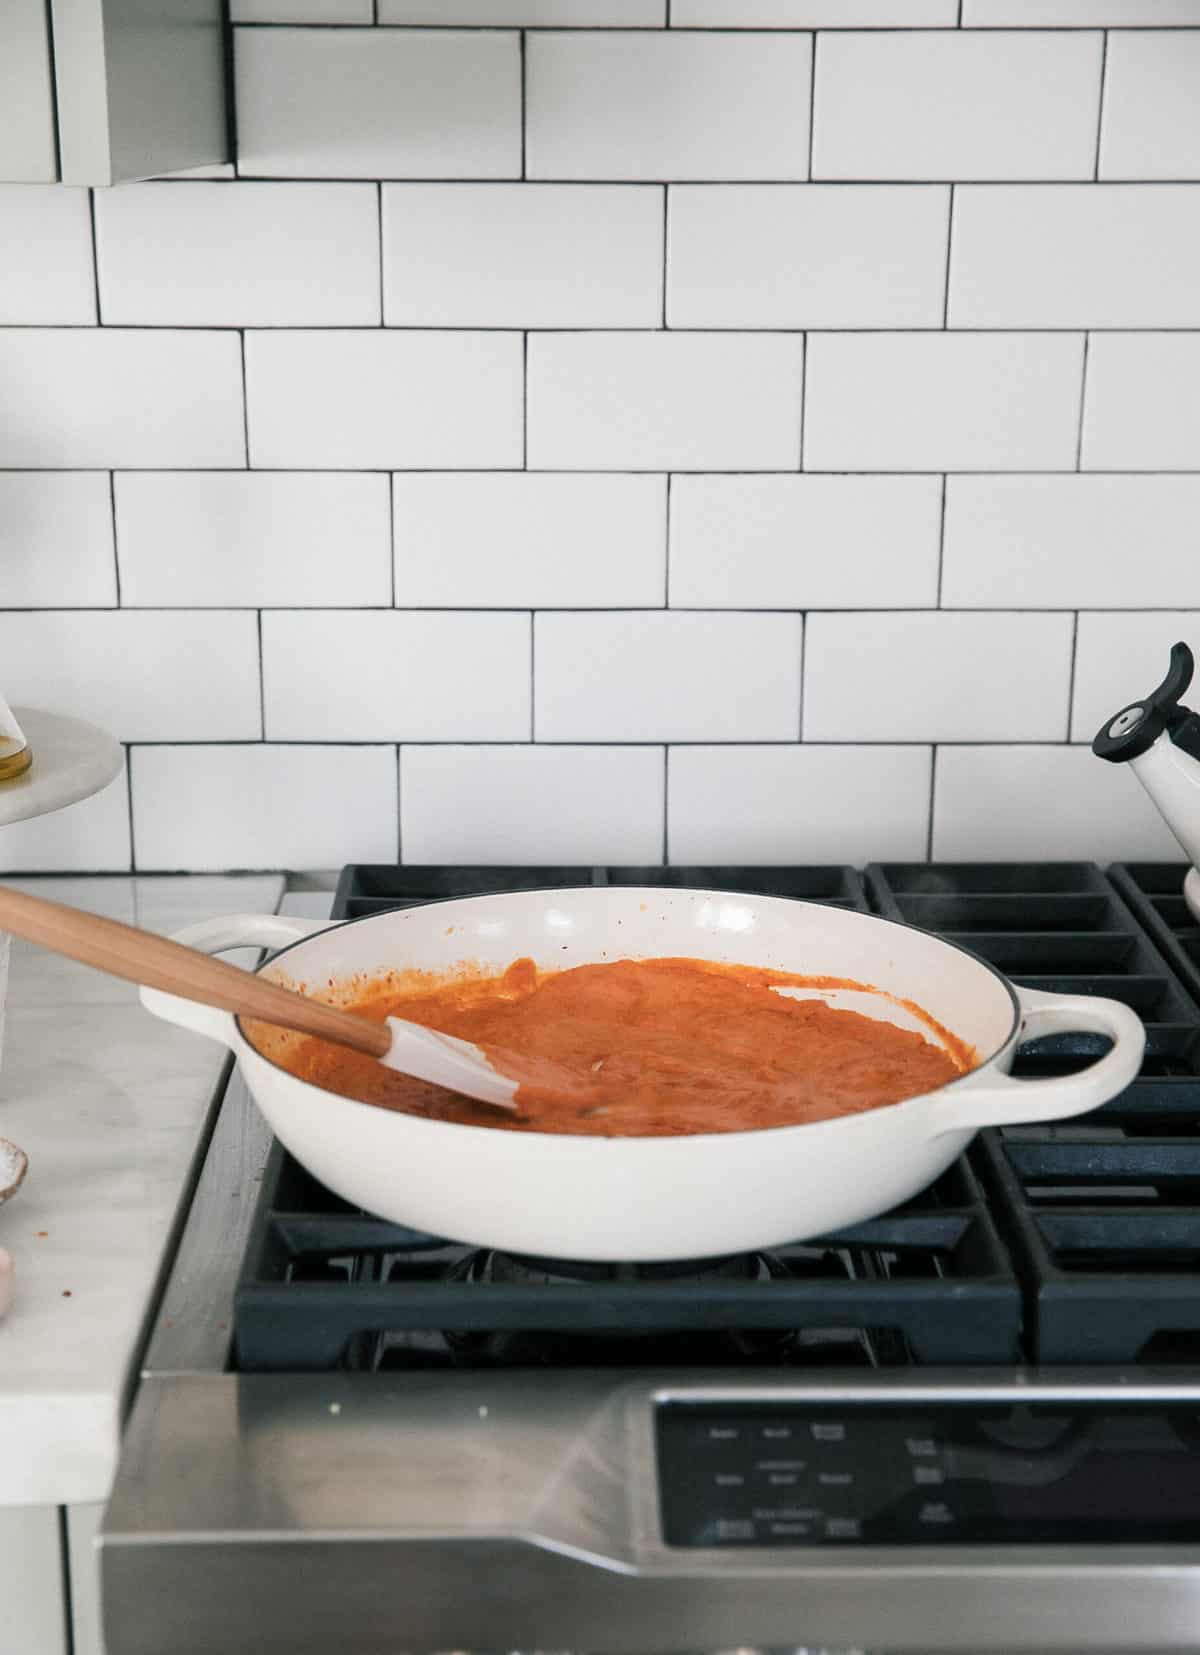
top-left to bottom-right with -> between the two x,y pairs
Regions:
535,611 -> 802,741
675,2 -> 955,22
245,331 -> 523,469
942,477 -> 1200,608
393,474 -> 666,607
0,475 -> 116,607
0,187 -> 95,324
667,186 -> 949,330
0,612 -> 261,742
951,187 -> 1200,329
526,31 -> 812,181
803,333 -> 1083,472
232,1 -> 371,18
132,745 -> 399,870
263,611 -> 531,740
0,775 -> 131,875
668,745 -> 932,864
933,745 -> 1185,861
401,745 -> 665,863
1102,32 -> 1200,181
803,612 -> 1074,742
115,473 -> 391,607
669,475 -> 941,609
95,183 -> 380,327
964,1 -> 1200,25
1082,335 -> 1200,471
0,331 -> 244,469
381,1 -> 663,19
236,27 -> 521,179
813,31 -> 1102,182
383,185 -> 662,328
528,333 -> 804,471
1072,612 -> 1200,742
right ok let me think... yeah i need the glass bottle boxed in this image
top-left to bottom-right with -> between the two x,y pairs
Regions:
0,695 -> 31,783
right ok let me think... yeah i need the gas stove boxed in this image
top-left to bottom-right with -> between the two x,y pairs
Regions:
101,862 -> 1200,1655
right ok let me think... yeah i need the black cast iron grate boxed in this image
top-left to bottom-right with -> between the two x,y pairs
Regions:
1109,863 -> 1200,1010
233,864 -> 1019,1374
868,863 -> 1200,1364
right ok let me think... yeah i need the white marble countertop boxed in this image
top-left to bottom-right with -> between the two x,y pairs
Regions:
0,709 -> 123,829
0,874 -> 284,1508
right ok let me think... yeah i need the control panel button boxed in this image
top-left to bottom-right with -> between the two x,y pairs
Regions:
713,1472 -> 744,1488
713,1518 -> 755,1542
818,1471 -> 854,1488
825,1516 -> 862,1539
906,1436 -> 938,1457
917,1501 -> 956,1526
761,1424 -> 793,1441
913,1465 -> 945,1486
811,1422 -> 847,1443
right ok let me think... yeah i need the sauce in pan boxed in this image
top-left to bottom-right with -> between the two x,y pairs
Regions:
258,956 -> 974,1138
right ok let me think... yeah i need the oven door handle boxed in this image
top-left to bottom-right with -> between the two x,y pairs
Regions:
139,913 -> 333,1048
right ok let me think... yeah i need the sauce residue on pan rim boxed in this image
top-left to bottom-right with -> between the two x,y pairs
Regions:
245,955 -> 979,1140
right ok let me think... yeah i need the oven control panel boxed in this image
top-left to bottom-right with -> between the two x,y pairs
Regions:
656,1402 -> 1200,1546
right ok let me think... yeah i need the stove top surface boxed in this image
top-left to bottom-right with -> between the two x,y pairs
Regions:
229,860 -> 1200,1376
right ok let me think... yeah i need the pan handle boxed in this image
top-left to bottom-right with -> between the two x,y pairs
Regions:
934,984 -> 1145,1133
139,913 -> 333,1049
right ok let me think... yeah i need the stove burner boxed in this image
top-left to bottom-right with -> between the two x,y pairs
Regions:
471,1249 -> 770,1286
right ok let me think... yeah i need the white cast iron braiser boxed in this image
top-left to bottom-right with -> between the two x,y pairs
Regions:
140,887 -> 1144,1262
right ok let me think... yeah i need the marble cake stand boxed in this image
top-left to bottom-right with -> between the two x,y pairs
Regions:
0,710 -> 123,1219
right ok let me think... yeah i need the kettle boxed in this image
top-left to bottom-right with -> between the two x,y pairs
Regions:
1093,641 -> 1200,923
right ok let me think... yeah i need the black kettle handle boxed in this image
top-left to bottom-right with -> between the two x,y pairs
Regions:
1093,642 -> 1195,764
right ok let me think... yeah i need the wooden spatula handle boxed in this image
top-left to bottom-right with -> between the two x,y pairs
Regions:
0,884 -> 391,1058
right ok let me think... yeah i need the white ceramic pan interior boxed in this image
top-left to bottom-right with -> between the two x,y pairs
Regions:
140,888 -> 1145,1261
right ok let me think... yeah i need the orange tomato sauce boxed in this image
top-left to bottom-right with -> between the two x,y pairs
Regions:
253,956 -> 975,1138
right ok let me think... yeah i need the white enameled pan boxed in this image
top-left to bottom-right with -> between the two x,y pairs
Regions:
141,887 -> 1144,1262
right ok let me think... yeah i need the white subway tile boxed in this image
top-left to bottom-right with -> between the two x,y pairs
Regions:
95,183 -> 380,327
0,474 -> 116,606
943,477 -> 1200,608
236,27 -> 521,179
263,611 -> 531,741
0,774 -> 131,874
804,613 -> 1073,742
527,333 -> 803,471
232,1 -> 371,18
0,186 -> 95,324
0,613 -> 261,742
668,744 -> 931,864
1101,32 -> 1200,179
1083,335 -> 1200,471
393,474 -> 666,607
1072,613 -> 1200,743
381,1 -> 663,19
383,185 -> 662,327
0,331 -> 244,469
527,31 -> 811,181
669,475 -> 941,609
401,745 -> 665,863
951,186 -> 1200,328
535,611 -> 802,741
804,333 -> 1082,472
675,1 -> 955,21
933,745 -> 1185,861
132,745 -> 399,870
668,185 -> 948,329
115,473 -> 391,607
964,1 -> 1200,23
813,31 -> 1102,181
245,330 -> 523,469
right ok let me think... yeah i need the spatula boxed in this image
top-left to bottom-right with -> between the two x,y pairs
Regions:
0,885 -> 521,1112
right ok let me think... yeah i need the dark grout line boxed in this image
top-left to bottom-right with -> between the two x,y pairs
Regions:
661,745 -> 669,863
376,181 -> 385,325
87,190 -> 103,324
936,474 -> 948,607
109,471 -> 121,605
807,32 -> 818,180
663,473 -> 672,608
798,331 -> 808,470
238,331 -> 249,464
1094,30 -> 1109,181
529,610 -> 536,740
1076,332 -> 1091,470
522,330 -> 529,468
256,609 -> 265,739
661,185 -> 669,327
125,744 -> 138,871
925,746 -> 938,861
942,184 -> 955,327
1066,611 -> 1080,742
519,29 -> 527,180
